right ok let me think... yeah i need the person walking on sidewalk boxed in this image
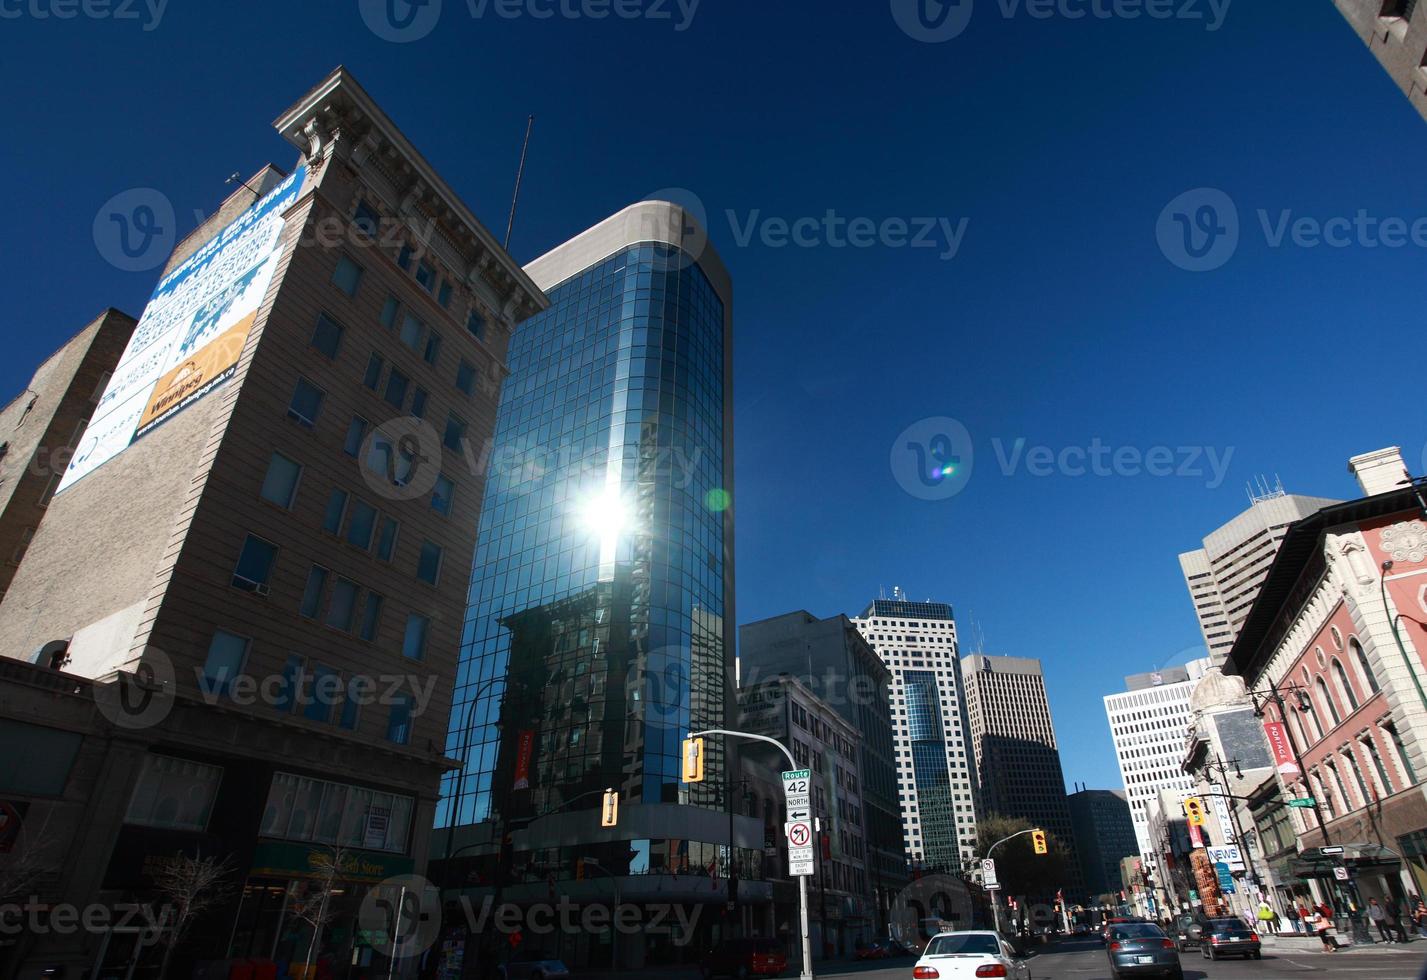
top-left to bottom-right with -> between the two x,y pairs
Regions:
1370,898 -> 1393,943
1411,896 -> 1427,938
1307,909 -> 1340,952
1383,896 -> 1409,943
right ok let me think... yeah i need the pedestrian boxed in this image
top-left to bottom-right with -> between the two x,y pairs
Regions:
1284,904 -> 1299,934
1297,904 -> 1312,936
1256,901 -> 1277,935
1383,896 -> 1408,943
1369,898 -> 1393,943
1307,909 -> 1340,952
1412,896 -> 1427,939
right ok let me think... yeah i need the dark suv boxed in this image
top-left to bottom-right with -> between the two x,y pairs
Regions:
1172,913 -> 1211,951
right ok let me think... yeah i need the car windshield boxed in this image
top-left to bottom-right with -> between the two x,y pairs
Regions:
925,934 -> 1000,956
1111,924 -> 1166,940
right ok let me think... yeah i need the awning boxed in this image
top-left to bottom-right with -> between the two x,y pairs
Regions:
1290,843 -> 1401,879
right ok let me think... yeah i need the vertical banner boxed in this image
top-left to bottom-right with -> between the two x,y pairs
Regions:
512,730 -> 535,790
1262,721 -> 1301,777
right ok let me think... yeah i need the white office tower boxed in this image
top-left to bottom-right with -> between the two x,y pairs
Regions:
1103,659 -> 1212,861
852,590 -> 979,872
1178,483 -> 1339,662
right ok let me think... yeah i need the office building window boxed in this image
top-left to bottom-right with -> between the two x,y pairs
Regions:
360,593 -> 384,642
288,378 -> 324,428
432,474 -> 454,516
232,535 -> 278,593
387,694 -> 414,744
363,352 -> 385,390
403,614 -> 429,660
417,541 -> 442,585
310,314 -> 344,359
260,452 -> 302,508
322,490 -> 348,534
332,255 -> 363,297
201,630 -> 250,695
346,499 -> 377,550
325,578 -> 359,633
344,417 -> 368,457
384,368 -> 409,409
299,565 -> 328,619
443,413 -> 466,452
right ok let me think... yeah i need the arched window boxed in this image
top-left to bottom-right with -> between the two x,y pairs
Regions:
1332,659 -> 1359,712
1299,689 -> 1325,741
1315,677 -> 1341,727
1326,760 -> 1353,811
1351,639 -> 1380,695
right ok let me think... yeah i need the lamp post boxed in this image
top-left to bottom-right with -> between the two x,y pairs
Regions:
689,727 -> 815,980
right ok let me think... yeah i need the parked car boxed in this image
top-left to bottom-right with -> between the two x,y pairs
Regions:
700,937 -> 787,979
1199,917 -> 1261,961
499,958 -> 571,980
853,941 -> 890,960
912,930 -> 1030,980
1105,923 -> 1182,980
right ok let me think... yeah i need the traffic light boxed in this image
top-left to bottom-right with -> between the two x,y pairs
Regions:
1184,797 -> 1206,827
681,736 -> 705,783
1032,829 -> 1048,855
600,788 -> 619,827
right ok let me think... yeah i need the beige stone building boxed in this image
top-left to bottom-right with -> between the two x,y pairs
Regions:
0,68 -> 545,980
0,308 -> 135,603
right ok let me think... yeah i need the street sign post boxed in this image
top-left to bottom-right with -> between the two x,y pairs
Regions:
1287,798 -> 1317,809
982,859 -> 999,890
1321,846 -> 1345,855
782,769 -> 811,823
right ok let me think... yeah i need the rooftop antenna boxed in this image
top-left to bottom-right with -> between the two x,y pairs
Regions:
225,171 -> 262,197
1247,474 -> 1286,506
504,115 -> 535,251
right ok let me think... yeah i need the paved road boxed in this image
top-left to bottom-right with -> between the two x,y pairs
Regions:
813,936 -> 1427,979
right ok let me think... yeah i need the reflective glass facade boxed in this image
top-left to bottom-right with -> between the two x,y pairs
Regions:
442,242 -> 731,831
904,670 -> 961,871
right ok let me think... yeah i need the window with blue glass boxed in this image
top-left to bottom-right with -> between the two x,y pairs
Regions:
288,378 -> 324,428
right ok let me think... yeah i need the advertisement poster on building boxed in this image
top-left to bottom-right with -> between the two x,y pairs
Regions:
59,166 -> 307,491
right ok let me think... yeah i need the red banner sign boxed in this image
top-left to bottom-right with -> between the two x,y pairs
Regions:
1262,721 -> 1301,777
513,730 -> 535,790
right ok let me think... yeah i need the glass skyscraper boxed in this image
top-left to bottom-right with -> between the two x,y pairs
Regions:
436,204 -> 744,966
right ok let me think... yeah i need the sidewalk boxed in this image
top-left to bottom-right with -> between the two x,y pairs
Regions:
1262,931 -> 1424,954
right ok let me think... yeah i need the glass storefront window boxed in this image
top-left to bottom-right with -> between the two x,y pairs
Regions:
260,771 -> 412,852
124,753 -> 223,831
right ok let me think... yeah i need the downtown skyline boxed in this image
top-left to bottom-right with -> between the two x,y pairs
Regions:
4,3 -> 1427,799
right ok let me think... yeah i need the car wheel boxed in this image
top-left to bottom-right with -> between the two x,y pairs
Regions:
1252,951 -> 1262,960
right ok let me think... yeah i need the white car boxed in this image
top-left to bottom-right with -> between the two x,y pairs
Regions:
912,930 -> 1030,980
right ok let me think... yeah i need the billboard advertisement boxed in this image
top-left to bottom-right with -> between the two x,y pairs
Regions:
58,166 -> 307,492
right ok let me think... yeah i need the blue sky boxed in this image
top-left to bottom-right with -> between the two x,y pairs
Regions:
3,1 -> 1426,792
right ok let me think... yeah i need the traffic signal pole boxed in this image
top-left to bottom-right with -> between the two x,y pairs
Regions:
688,728 -> 814,980
980,828 -> 1043,937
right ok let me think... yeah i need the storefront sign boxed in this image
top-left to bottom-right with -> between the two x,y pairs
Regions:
1261,722 -> 1300,778
249,842 -> 413,883
365,808 -> 391,849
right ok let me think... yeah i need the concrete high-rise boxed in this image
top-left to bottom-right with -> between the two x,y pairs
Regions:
850,593 -> 979,873
0,67 -> 546,979
1067,789 -> 1138,900
1331,1 -> 1427,124
1178,487 -> 1339,662
440,203 -> 749,969
961,654 -> 1077,891
1103,660 -> 1212,861
739,610 -> 906,930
